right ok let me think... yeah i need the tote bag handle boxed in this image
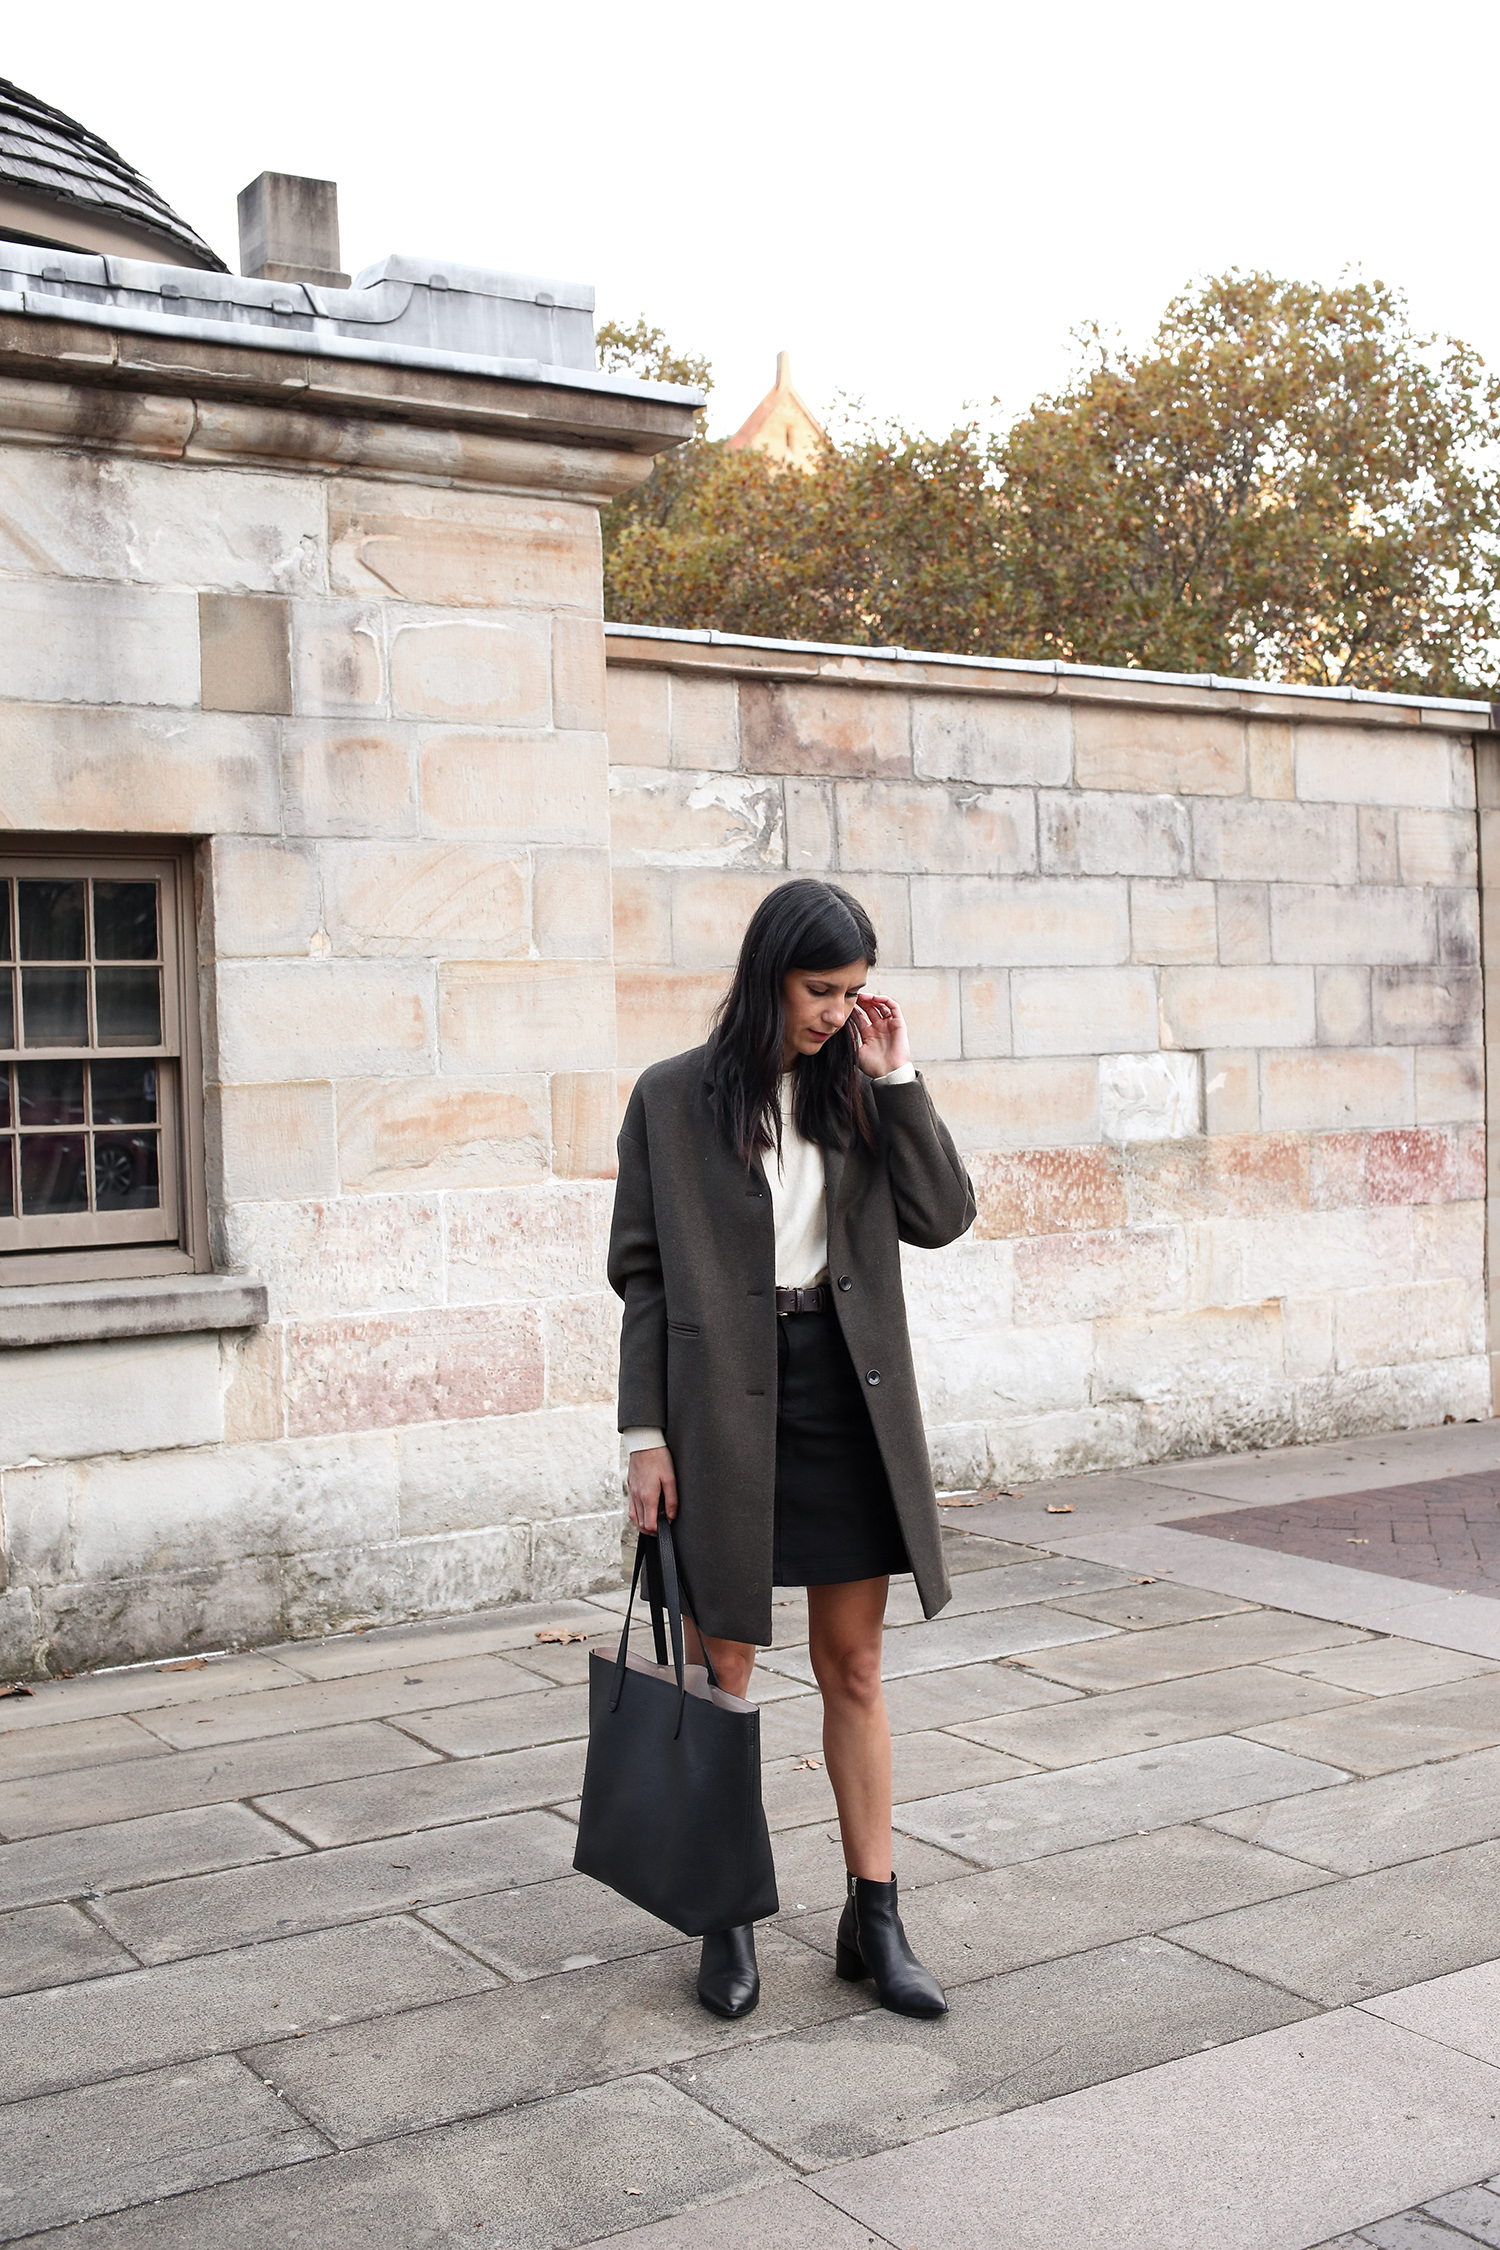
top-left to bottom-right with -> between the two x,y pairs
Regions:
611,1517 -> 716,1736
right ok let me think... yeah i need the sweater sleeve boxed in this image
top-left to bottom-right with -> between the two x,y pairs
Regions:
871,1072 -> 977,1249
606,1104 -> 670,1435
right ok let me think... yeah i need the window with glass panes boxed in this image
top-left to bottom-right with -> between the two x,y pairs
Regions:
0,857 -> 185,1255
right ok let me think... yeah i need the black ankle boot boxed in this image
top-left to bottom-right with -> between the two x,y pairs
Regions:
836,1874 -> 946,2017
698,1923 -> 759,2018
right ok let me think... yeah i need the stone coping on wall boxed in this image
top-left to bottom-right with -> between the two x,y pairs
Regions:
603,624 -> 1494,735
0,1273 -> 268,1350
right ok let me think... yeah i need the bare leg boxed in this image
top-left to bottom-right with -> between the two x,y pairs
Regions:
684,1618 -> 757,1700
807,1577 -> 891,1881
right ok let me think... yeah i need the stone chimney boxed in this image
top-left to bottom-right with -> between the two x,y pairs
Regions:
237,172 -> 350,289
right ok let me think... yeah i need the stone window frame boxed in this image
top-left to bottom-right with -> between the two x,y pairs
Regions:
0,837 -> 210,1288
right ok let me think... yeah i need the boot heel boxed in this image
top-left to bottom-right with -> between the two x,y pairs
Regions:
835,1938 -> 866,1981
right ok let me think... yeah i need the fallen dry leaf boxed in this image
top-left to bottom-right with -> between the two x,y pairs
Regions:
1347,1537 -> 1370,1546
157,1656 -> 208,1672
938,1495 -> 982,1508
795,1754 -> 824,1770
1045,1504 -> 1074,1515
1132,1576 -> 1158,1586
535,1627 -> 591,1645
0,1682 -> 34,1699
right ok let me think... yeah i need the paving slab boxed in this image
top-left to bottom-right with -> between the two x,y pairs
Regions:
762,1610 -> 1116,1686
1010,1609 -> 1368,1692
0,1901 -> 136,1996
0,1720 -> 440,1840
666,1936 -> 1311,2167
1415,2185 -> 1500,2241
582,2178 -> 890,2250
895,1735 -> 1348,1868
0,1913 -> 495,2104
937,1557 -> 1135,1616
3,2073 -> 784,2250
1169,1838 -> 1500,2005
509,1634 -> 650,1687
1241,1673 -> 1500,1778
757,1693 -> 829,1761
257,1737 -> 587,1845
769,1821 -> 974,1919
130,1652 -> 544,1748
939,1531 -> 1042,1573
1365,1957 -> 1500,2070
0,1713 -> 168,1782
423,1872 -> 682,1980
1047,1581 -> 1260,1631
880,1662 -> 1080,1733
0,1653 -> 311,1733
1210,1743 -> 1500,1873
787,1824 -> 1333,1987
0,2051 -> 321,2238
267,1599 -> 611,1677
390,1682 -> 590,1757
948,1662 -> 1366,1770
244,1926 -> 868,2147
95,1807 -> 578,1963
815,2008 -> 1500,2250
1359,2213 -> 1496,2248
761,1733 -> 1035,1833
1265,1639 -> 1499,1698
1121,1423 -> 1500,1505
0,1801 -> 305,1911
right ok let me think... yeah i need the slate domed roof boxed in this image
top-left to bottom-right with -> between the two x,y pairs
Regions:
0,75 -> 225,270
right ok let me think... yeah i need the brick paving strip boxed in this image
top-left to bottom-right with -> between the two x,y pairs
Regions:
6,1423 -> 1500,2247
1167,1470 -> 1500,1595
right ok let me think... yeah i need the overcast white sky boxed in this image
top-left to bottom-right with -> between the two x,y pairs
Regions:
8,1 -> 1497,440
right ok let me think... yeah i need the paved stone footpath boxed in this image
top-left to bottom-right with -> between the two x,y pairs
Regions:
5,1418 -> 1500,2247
1173,1469 -> 1500,1594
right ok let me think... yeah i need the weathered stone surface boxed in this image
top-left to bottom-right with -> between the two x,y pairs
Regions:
1295,723 -> 1453,808
603,665 -> 669,764
281,723 -> 417,837
614,968 -> 730,1070
841,781 -> 1035,875
218,1194 -> 444,1319
553,614 -> 607,733
1072,707 -> 1244,795
957,970 -> 1012,1057
207,837 -> 320,956
912,877 -> 1130,967
551,1071 -> 618,1180
0,705 -> 279,834
741,679 -> 910,777
609,767 -> 783,868
328,485 -> 598,611
1260,1050 -> 1415,1133
1309,1125 -> 1481,1211
669,674 -> 739,770
1398,809 -> 1478,885
0,578 -> 199,706
1159,965 -> 1316,1050
443,1184 -> 606,1303
1126,1133 -> 1310,1222
208,1081 -> 338,1203
0,1903 -> 136,1996
439,961 -> 615,1072
289,596 -> 387,717
1011,967 -> 1158,1056
1334,1278 -> 1481,1369
323,844 -> 529,957
0,1335 -> 223,1468
1192,800 -> 1359,884
1415,1045 -> 1484,1125
920,1058 -> 1100,1151
38,1562 -> 286,1677
544,1293 -> 620,1406
1129,881 -> 1217,964
396,1406 -> 617,1536
215,960 -> 435,1082
336,1077 -> 550,1193
419,730 -> 609,843
667,869 -> 786,968
389,612 -> 551,725
282,1308 -> 544,1436
533,848 -> 612,959
1216,883 -> 1269,966
1012,1227 -> 1187,1324
1271,886 -> 1435,967
1040,791 -> 1191,878
1371,966 -> 1481,1046
971,1147 -> 1126,1239
912,694 -> 1071,784
1315,964 -> 1373,1046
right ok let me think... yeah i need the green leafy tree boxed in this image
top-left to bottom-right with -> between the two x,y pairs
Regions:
600,276 -> 1500,693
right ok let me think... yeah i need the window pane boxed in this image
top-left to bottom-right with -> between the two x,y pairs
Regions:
94,882 -> 159,962
21,968 -> 88,1046
0,1144 -> 12,1219
19,881 -> 85,961
20,1134 -> 88,1214
91,1060 -> 158,1125
0,977 -> 11,1049
94,1132 -> 159,1211
95,968 -> 162,1047
0,1070 -> 9,1129
0,881 -> 11,960
18,1061 -> 85,1125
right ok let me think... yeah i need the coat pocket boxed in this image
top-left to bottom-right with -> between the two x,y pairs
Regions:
667,1319 -> 701,1339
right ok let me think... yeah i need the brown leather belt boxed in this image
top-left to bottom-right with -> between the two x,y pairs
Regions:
775,1284 -> 830,1316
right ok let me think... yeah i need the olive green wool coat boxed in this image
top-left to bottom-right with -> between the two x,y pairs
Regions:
608,1044 -> 977,1646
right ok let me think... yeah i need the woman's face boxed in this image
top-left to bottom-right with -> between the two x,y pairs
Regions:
782,959 -> 868,1064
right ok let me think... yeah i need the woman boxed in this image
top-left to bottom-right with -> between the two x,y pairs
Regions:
608,877 -> 975,2022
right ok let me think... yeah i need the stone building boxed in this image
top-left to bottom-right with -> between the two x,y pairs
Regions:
0,81 -> 1494,1679
728,351 -> 827,471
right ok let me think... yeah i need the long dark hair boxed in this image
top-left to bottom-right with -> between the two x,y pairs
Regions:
707,878 -> 879,1168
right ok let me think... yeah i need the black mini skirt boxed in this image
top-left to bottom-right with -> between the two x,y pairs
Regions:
772,1309 -> 912,1586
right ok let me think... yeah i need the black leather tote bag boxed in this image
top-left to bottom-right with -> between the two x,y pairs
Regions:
573,1518 -> 779,1936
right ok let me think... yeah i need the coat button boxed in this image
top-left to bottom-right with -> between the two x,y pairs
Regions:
866,1369 -> 881,1386
837,1275 -> 852,1291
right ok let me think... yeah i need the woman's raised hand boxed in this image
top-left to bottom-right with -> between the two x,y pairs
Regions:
851,994 -> 911,1078
627,1444 -> 678,1533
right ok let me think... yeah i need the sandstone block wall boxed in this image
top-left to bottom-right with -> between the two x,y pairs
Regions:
0,438 -> 626,1676
605,638 -> 1489,1490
